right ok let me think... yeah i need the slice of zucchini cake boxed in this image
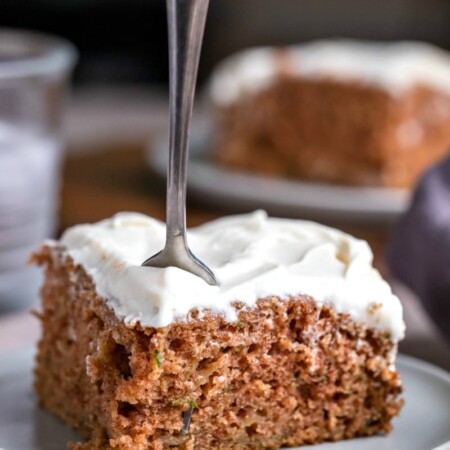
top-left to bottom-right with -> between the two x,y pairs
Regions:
33,211 -> 404,449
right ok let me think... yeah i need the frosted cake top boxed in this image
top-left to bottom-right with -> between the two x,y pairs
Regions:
58,211 -> 405,341
209,40 -> 450,106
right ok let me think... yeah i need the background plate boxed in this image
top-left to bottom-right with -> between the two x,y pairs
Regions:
147,125 -> 411,225
0,350 -> 449,450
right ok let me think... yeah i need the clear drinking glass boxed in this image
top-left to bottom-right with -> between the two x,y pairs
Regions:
0,29 -> 77,312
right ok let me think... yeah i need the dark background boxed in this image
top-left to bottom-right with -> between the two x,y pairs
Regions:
2,0 -> 450,86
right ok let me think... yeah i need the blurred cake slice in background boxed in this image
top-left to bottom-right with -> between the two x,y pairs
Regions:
209,40 -> 450,188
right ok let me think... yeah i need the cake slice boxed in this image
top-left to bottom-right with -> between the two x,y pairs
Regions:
209,40 -> 450,188
33,211 -> 404,449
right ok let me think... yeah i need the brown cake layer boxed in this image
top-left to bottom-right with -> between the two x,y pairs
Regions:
213,77 -> 450,188
33,245 -> 403,450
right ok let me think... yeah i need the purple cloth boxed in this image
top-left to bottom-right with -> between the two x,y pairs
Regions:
389,157 -> 450,341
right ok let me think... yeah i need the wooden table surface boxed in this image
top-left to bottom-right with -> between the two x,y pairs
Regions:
61,143 -> 216,231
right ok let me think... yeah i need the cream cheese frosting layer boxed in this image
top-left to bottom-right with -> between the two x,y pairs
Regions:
210,40 -> 450,106
60,211 -> 405,342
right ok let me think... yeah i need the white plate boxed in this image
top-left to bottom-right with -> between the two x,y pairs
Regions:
0,350 -> 449,450
147,127 -> 411,224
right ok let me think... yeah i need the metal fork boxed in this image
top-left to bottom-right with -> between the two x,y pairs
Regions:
142,0 -> 218,286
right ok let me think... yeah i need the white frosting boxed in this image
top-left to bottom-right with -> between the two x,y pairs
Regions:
59,211 -> 405,342
209,40 -> 450,106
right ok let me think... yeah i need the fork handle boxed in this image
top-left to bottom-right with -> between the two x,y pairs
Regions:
166,0 -> 209,242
